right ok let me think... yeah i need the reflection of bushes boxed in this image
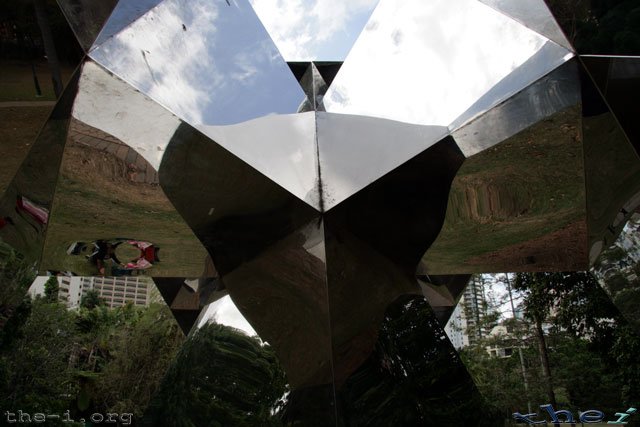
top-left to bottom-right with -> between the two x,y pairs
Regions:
614,288 -> 640,330
144,323 -> 288,427
0,242 -> 35,329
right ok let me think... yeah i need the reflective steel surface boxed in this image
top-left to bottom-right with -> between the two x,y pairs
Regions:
478,0 -> 572,51
5,1 -> 640,424
324,0 -> 573,127
424,104 -> 586,273
57,0 -> 119,51
0,71 -> 80,264
89,0 -> 305,126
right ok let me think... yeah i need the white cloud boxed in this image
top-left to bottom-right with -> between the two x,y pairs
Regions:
249,0 -> 379,60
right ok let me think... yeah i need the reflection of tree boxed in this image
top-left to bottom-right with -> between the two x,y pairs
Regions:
547,0 -> 640,54
514,272 -> 640,409
337,295 -> 496,426
0,243 -> 35,330
144,323 -> 288,427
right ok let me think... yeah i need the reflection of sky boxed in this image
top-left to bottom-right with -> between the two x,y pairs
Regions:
249,0 -> 379,61
198,295 -> 257,337
90,0 -> 304,126
323,0 -> 568,127
73,61 -> 180,171
483,273 -> 524,319
92,0 -> 164,49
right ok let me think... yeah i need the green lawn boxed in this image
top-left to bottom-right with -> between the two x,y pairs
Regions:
422,106 -> 586,273
0,59 -> 75,102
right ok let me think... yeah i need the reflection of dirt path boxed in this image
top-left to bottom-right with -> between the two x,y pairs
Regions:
465,220 -> 587,271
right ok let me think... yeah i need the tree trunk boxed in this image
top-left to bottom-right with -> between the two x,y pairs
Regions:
33,0 -> 63,98
534,315 -> 556,406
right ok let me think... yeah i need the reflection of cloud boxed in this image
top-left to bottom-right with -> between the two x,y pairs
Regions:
198,295 -> 257,336
249,0 -> 378,60
91,0 -> 219,124
90,0 -> 303,126
323,0 -> 564,127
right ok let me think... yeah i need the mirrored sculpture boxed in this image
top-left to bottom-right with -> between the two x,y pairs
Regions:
3,0 -> 640,424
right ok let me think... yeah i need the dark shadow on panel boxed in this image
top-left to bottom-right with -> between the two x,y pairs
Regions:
153,275 -> 225,335
326,136 -> 464,274
336,296 -> 495,425
0,69 -> 80,265
159,122 -> 319,276
546,0 -> 640,55
582,56 -> 640,156
222,219 -> 336,426
580,61 -> 640,264
416,273 -> 471,326
57,0 -> 119,51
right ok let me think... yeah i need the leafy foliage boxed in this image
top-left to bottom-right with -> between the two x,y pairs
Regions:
144,322 -> 288,427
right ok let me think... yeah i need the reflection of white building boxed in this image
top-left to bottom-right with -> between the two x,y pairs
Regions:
445,276 -> 488,349
593,214 -> 640,281
445,302 -> 468,349
485,325 -> 515,358
29,276 -> 160,309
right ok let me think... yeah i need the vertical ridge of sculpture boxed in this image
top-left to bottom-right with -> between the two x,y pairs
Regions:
0,69 -> 81,267
56,0 -> 120,52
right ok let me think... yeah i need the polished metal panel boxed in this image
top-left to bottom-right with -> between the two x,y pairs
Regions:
158,121 -> 320,276
452,59 -> 581,157
478,0 -> 573,51
89,0 -> 305,126
196,113 -> 319,211
297,63 -> 328,112
416,273 -> 471,326
56,0 -> 119,51
423,104 -> 586,274
73,61 -> 181,171
325,137 -> 464,272
450,43 -> 577,136
581,62 -> 640,264
316,113 -> 449,211
91,0 -> 164,50
324,0 -> 572,127
581,56 -> 640,156
39,116 -> 211,277
220,219 -> 336,424
154,275 -> 223,334
0,106 -> 51,199
0,70 -> 80,265
323,222 -> 491,424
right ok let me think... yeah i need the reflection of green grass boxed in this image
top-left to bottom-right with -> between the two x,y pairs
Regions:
41,159 -> 209,277
423,107 -> 585,272
0,60 -> 75,101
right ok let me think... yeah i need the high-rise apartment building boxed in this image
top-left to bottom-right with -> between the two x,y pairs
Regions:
30,276 -> 160,309
445,276 -> 488,349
